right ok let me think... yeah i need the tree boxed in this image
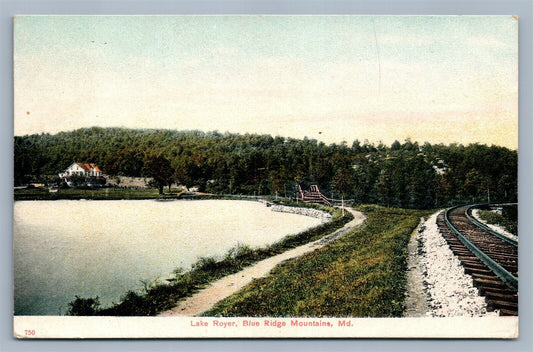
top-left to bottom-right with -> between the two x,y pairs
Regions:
67,296 -> 100,316
69,174 -> 87,187
333,168 -> 354,216
391,140 -> 402,151
269,167 -> 288,198
407,156 -> 436,209
13,127 -> 518,207
142,155 -> 175,195
435,174 -> 452,207
463,169 -> 482,202
377,166 -> 394,207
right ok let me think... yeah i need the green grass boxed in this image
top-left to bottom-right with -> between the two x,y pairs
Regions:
478,209 -> 517,236
14,188 -> 166,200
203,205 -> 434,318
66,203 -> 352,316
15,188 -> 296,202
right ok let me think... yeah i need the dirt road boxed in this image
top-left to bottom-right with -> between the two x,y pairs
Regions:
159,207 -> 366,317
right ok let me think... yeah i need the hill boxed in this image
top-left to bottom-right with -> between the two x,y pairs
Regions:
14,127 -> 517,208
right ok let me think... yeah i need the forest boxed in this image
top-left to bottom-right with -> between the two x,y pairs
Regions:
14,127 -> 518,209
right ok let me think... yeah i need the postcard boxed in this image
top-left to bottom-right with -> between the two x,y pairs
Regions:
13,15 -> 518,338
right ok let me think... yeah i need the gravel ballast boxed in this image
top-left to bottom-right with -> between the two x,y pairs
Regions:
411,212 -> 499,317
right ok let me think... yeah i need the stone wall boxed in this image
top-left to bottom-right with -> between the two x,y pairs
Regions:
270,204 -> 332,222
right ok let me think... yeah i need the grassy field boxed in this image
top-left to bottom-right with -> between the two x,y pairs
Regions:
204,205 -> 434,318
66,203 -> 352,316
15,187 -> 292,202
478,209 -> 518,236
14,187 -> 165,200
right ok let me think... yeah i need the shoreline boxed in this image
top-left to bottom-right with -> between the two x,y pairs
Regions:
16,198 -> 342,316
159,207 -> 365,317
270,204 -> 332,222
14,196 -> 336,223
80,202 -> 352,316
145,202 -> 334,289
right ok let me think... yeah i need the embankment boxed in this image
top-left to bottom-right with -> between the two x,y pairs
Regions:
79,203 -> 351,316
205,205 -> 434,317
160,207 -> 364,316
270,204 -> 332,222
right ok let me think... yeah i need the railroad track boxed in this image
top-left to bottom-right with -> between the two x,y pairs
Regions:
437,205 -> 518,316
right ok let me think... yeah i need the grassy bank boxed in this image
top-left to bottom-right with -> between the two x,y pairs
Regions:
14,188 -> 165,200
203,205 -> 434,317
478,209 -> 518,236
67,203 -> 352,316
15,187 -> 293,202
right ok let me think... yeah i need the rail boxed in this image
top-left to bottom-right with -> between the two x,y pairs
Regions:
465,204 -> 517,247
444,205 -> 518,292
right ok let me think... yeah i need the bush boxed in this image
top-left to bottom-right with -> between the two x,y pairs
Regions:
70,202 -> 351,316
204,205 -> 433,317
67,296 -> 101,316
479,209 -> 517,236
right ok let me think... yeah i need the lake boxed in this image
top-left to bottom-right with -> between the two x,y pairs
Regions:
14,199 -> 324,315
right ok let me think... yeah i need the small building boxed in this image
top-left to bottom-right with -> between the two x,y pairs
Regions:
59,163 -> 104,187
59,162 -> 103,179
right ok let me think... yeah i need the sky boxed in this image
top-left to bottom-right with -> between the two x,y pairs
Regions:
14,15 -> 518,149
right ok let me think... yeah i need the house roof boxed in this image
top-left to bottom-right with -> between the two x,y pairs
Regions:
76,163 -> 102,172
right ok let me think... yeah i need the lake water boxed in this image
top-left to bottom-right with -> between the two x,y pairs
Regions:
14,200 -> 323,315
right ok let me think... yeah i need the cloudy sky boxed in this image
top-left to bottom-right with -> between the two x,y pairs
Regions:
14,15 -> 518,149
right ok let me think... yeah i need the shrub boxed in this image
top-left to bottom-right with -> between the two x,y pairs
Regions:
67,296 -> 101,316
204,205 -> 433,317
68,202 -> 351,316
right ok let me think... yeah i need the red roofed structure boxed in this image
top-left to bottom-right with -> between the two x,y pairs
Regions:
59,162 -> 103,179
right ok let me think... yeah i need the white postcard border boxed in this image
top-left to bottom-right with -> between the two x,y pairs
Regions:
14,316 -> 518,339
3,0 -> 532,350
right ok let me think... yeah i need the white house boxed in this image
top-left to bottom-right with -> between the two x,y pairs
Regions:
59,162 -> 103,179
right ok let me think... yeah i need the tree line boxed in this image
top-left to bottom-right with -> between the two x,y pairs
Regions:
14,127 -> 518,208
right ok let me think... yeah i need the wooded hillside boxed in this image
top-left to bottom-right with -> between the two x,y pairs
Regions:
14,127 -> 517,208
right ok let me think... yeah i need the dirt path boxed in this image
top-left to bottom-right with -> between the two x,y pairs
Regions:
159,207 -> 366,317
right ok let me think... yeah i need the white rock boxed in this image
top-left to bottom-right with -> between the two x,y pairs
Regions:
418,212 -> 499,317
472,209 -> 518,242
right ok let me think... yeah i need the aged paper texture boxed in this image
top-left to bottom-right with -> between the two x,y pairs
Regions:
13,15 -> 518,338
